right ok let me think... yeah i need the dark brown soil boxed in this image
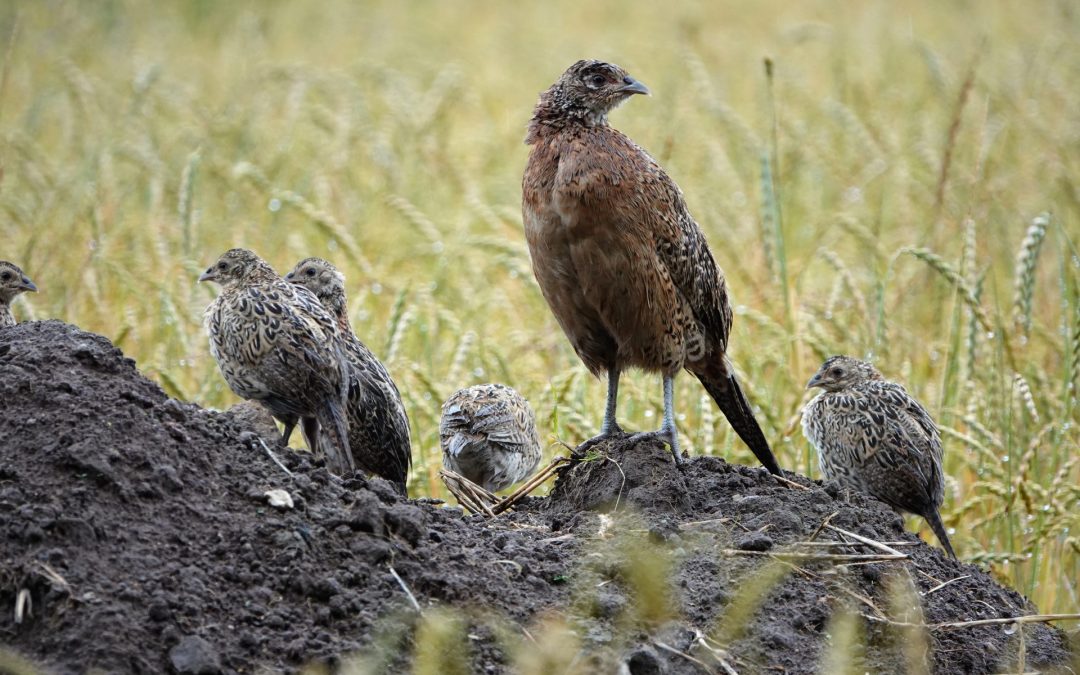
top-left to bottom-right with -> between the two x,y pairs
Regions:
0,321 -> 1074,674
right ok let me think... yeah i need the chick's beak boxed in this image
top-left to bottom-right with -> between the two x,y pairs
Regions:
619,76 -> 650,96
198,269 -> 214,283
22,277 -> 37,293
806,373 -> 823,390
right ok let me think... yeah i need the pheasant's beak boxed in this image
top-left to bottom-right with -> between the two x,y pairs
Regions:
618,76 -> 650,96
21,277 -> 37,293
806,373 -> 823,390
198,268 -> 215,283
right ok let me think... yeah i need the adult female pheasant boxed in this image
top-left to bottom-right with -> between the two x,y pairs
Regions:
522,60 -> 780,474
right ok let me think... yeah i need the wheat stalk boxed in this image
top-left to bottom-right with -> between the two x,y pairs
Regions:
1011,212 -> 1049,337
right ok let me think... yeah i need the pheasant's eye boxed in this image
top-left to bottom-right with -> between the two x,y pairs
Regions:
587,74 -> 606,88
306,268 -> 316,276
830,367 -> 844,377
217,262 -> 228,270
0,272 -> 10,281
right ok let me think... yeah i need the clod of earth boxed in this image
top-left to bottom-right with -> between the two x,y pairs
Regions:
0,321 -> 1073,673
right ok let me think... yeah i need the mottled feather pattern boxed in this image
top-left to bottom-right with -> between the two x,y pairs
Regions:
205,281 -> 343,413
201,249 -> 354,474
440,383 -> 542,493
286,258 -> 412,494
802,355 -> 955,558
522,60 -> 779,473
0,261 -> 37,329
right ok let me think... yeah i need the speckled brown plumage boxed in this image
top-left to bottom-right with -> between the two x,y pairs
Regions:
440,383 -> 542,493
200,249 -> 354,475
802,356 -> 956,558
522,60 -> 780,474
0,261 -> 37,329
285,257 -> 412,495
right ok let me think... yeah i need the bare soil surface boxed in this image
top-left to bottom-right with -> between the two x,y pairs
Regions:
0,321 -> 1074,674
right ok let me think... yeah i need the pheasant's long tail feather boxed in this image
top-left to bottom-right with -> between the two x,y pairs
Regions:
924,510 -> 957,559
696,366 -> 782,475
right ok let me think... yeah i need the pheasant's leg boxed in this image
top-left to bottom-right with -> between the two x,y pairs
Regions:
628,375 -> 684,467
280,415 -> 298,447
600,368 -> 623,435
575,368 -> 624,456
661,374 -> 682,465
300,417 -> 321,458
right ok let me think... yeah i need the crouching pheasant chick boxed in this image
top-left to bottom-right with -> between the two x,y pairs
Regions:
440,384 -> 542,493
802,355 -> 956,558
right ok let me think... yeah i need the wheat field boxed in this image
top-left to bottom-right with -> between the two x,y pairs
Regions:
1,1 -> 1077,614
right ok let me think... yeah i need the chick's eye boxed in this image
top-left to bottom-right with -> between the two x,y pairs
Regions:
306,268 -> 316,276
588,74 -> 606,87
830,368 -> 844,377
1,272 -> 10,281
217,262 -> 227,270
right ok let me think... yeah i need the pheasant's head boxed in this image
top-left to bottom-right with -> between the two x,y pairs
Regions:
806,355 -> 882,392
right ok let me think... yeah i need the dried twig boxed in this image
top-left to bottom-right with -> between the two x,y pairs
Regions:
491,456 -> 570,515
801,540 -> 918,549
933,613 -> 1080,631
807,512 -> 840,542
771,473 -> 810,491
259,438 -> 293,477
723,549 -> 904,563
653,639 -> 717,673
539,533 -> 574,544
439,468 -> 497,517
35,562 -> 70,590
678,518 -> 732,530
14,588 -> 30,624
924,575 -> 971,596
388,565 -> 421,612
824,524 -> 908,558
862,612 -> 1080,632
692,630 -> 740,675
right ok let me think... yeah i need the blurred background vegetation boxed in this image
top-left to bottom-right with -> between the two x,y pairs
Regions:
0,0 -> 1076,614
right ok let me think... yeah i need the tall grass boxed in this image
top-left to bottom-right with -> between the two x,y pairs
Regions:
0,0 -> 1076,613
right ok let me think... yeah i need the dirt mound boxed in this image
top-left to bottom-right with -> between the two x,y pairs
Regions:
549,438 -> 1075,673
0,321 -> 1074,674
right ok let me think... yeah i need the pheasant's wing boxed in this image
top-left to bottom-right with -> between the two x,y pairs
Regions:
818,388 -> 941,514
653,197 -> 733,354
248,283 -> 346,406
344,338 -> 413,481
875,382 -> 946,507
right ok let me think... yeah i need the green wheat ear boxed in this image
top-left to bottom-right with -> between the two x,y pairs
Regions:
1011,213 -> 1049,337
